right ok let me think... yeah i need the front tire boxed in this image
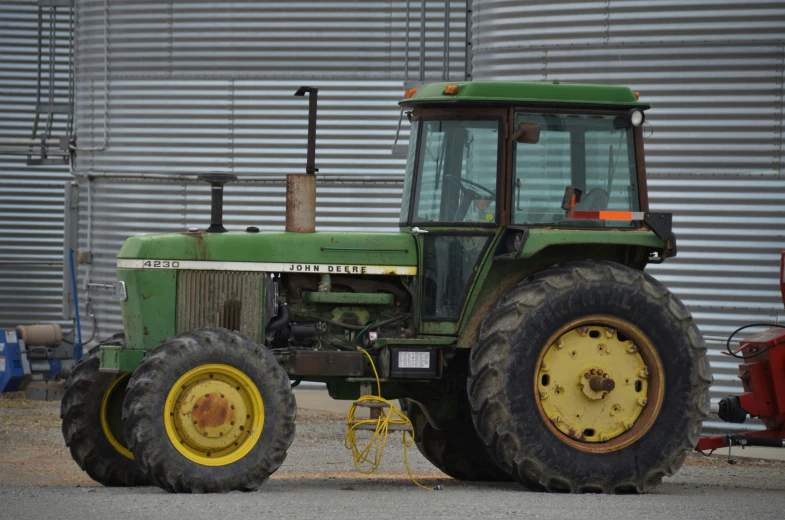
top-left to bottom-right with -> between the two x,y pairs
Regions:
61,344 -> 151,487
468,261 -> 711,493
123,328 -> 296,493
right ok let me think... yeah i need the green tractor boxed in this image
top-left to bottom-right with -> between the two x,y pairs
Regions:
61,81 -> 711,493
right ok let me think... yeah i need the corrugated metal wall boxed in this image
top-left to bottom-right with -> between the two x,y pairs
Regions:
72,0 -> 468,337
0,1 -> 72,328
470,0 -> 785,432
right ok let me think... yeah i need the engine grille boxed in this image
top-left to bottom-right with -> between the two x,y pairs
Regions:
176,271 -> 264,342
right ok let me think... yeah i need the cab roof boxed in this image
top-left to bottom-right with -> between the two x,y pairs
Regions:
399,81 -> 650,110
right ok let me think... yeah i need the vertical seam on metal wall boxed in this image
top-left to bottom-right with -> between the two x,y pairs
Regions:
776,42 -> 784,178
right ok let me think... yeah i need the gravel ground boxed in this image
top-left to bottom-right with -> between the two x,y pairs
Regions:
2,397 -> 785,520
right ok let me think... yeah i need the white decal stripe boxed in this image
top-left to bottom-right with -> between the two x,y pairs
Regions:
116,259 -> 417,276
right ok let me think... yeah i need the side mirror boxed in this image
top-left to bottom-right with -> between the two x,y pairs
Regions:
512,122 -> 541,144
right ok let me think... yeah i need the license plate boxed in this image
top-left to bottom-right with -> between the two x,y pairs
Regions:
397,351 -> 430,369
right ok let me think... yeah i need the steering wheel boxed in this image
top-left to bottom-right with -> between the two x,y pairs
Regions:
444,174 -> 496,198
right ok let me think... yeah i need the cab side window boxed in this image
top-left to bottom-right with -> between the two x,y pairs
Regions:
512,113 -> 639,227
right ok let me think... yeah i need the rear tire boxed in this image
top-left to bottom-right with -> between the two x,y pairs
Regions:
468,261 -> 711,493
60,342 -> 151,487
123,328 -> 296,493
405,399 -> 511,482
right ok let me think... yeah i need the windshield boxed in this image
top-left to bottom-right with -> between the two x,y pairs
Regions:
512,112 -> 639,227
410,119 -> 500,225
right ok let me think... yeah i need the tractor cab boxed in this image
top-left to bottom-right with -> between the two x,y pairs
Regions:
398,82 -> 667,335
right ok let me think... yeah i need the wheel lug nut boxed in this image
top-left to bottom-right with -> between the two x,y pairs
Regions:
584,372 -> 590,379
539,391 -> 548,399
626,423 -> 634,430
605,328 -> 616,338
577,327 -> 589,336
540,362 -> 548,371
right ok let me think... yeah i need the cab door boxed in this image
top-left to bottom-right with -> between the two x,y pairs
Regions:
404,109 -> 508,334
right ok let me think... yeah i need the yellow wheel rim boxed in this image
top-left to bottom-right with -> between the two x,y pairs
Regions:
101,374 -> 134,460
534,316 -> 664,453
164,364 -> 264,467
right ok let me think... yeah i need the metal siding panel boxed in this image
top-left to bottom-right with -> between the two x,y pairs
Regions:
71,0 -> 467,338
0,3 -> 72,328
471,0 -> 785,433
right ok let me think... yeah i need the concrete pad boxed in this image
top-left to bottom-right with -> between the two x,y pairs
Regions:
706,445 -> 785,462
294,389 -> 352,415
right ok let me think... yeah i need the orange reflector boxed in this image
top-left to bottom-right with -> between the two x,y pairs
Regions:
443,84 -> 459,95
405,88 -> 418,99
634,91 -> 640,100
568,211 -> 639,220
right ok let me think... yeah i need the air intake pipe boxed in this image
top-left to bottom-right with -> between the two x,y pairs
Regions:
287,86 -> 318,233
198,173 -> 237,233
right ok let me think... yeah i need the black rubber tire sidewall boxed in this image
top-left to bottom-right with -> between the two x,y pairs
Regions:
123,329 -> 296,493
469,261 -> 710,492
406,400 -> 511,482
60,346 -> 151,487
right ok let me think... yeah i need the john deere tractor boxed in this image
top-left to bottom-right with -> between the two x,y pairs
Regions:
61,81 -> 711,493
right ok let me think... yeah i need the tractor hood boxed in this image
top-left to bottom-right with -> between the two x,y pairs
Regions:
117,231 -> 417,272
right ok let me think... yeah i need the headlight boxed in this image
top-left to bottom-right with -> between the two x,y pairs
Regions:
629,109 -> 645,127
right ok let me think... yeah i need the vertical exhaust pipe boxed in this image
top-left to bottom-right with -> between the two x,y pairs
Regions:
287,86 -> 318,233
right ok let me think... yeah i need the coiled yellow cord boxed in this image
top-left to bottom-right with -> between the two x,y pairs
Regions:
343,349 -> 440,490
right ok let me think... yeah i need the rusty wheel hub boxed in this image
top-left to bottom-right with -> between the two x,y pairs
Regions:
164,364 -> 264,466
535,318 -> 664,452
175,380 -> 247,453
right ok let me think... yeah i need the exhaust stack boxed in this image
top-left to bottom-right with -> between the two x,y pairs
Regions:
287,86 -> 318,233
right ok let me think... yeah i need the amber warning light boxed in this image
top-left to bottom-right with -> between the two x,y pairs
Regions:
443,85 -> 459,95
405,88 -> 418,99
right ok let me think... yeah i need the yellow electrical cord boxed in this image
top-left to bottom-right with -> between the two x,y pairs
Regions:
344,349 -> 440,491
